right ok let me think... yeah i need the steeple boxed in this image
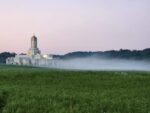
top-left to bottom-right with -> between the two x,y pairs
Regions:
28,35 -> 41,57
31,35 -> 38,48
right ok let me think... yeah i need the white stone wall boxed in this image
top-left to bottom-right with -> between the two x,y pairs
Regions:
6,54 -> 55,67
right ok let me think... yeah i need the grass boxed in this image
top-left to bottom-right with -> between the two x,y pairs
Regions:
0,65 -> 150,113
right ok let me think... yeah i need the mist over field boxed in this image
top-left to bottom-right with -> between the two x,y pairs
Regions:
48,58 -> 150,71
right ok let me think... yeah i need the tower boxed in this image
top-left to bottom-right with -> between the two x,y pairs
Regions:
28,35 -> 41,57
31,35 -> 37,48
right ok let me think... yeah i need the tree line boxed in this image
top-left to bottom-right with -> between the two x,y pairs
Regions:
54,48 -> 150,61
0,48 -> 150,64
0,52 -> 16,64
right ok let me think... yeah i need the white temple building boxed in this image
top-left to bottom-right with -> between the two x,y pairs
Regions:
6,35 -> 54,66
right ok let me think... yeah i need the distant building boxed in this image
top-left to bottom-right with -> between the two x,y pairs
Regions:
6,35 -> 54,67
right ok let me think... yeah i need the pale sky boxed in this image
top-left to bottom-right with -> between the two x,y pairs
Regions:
0,0 -> 150,54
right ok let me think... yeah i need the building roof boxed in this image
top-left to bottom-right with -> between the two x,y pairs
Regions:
31,35 -> 37,40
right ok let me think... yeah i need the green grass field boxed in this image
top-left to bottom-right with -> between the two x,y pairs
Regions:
0,65 -> 150,113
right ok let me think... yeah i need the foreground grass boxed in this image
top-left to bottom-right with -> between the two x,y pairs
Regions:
0,65 -> 150,113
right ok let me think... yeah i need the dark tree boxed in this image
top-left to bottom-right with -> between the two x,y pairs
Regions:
0,52 -> 16,64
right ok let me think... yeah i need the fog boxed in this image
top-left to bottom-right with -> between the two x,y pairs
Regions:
46,58 -> 150,71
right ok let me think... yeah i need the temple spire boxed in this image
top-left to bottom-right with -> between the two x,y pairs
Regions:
28,35 -> 41,57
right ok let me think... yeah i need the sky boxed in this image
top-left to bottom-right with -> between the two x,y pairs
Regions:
0,0 -> 150,54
